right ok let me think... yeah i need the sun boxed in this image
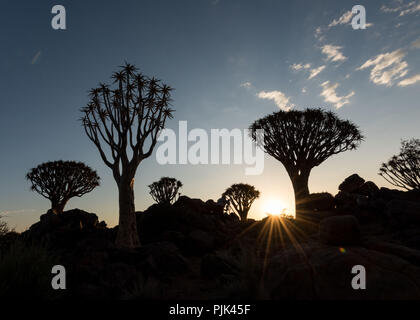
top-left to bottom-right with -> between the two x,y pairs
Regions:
262,199 -> 288,216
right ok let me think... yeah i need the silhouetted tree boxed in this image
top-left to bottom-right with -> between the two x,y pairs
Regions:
250,108 -> 363,221
0,216 -> 10,236
148,177 -> 182,204
379,139 -> 420,190
81,63 -> 174,248
222,183 -> 260,220
26,161 -> 100,214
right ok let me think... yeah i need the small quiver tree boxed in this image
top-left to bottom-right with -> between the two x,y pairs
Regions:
222,183 -> 260,220
148,177 -> 182,204
26,161 -> 100,214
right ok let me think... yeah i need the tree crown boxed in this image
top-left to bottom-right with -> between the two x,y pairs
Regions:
148,177 -> 183,204
379,138 -> 420,190
222,183 -> 260,219
249,108 -> 364,171
26,160 -> 100,203
81,63 -> 174,180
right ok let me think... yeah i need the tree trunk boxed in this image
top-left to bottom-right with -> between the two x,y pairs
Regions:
51,199 -> 68,214
116,177 -> 141,248
290,170 -> 310,222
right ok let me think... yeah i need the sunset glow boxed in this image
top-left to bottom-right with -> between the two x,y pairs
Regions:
262,199 -> 289,216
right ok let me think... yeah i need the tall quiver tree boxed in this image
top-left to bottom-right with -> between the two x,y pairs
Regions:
81,63 -> 174,248
250,108 -> 363,221
26,161 -> 100,214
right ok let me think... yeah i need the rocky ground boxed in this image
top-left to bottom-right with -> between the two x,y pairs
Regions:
1,173 -> 420,299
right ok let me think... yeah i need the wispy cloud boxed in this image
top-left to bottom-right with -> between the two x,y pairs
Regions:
328,10 -> 373,29
290,63 -> 325,79
308,65 -> 326,79
0,209 -> 36,216
412,37 -> 420,48
398,74 -> 420,86
31,51 -> 41,64
321,44 -> 347,62
329,11 -> 353,27
314,27 -> 325,41
257,90 -> 294,111
357,49 -> 408,86
381,1 -> 420,16
320,81 -> 354,109
290,63 -> 311,71
240,81 -> 252,89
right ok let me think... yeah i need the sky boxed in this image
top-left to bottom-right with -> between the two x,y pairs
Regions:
0,0 -> 419,231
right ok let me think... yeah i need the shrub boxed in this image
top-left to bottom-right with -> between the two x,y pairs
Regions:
0,241 -> 60,298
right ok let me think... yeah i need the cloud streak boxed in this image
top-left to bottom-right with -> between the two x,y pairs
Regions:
320,81 -> 354,109
240,82 -> 252,89
381,1 -> 420,16
398,74 -> 420,86
357,49 -> 409,86
290,63 -> 311,71
329,11 -> 353,27
308,65 -> 326,79
257,90 -> 294,111
321,44 -> 347,62
31,51 -> 41,65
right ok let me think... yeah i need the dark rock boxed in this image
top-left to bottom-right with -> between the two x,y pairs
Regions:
187,230 -> 216,254
319,215 -> 361,245
136,242 -> 190,277
160,230 -> 186,248
357,181 -> 379,197
386,199 -> 420,226
305,192 -> 335,211
265,244 -> 420,299
102,262 -> 138,292
26,209 -> 102,238
338,174 -> 365,193
201,253 -> 239,278
334,191 -> 357,210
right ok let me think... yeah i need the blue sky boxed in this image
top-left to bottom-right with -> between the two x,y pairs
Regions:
1,0 -> 419,230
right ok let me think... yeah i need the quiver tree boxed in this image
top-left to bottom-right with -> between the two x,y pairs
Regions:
222,183 -> 260,220
81,63 -> 174,248
250,108 -> 363,221
148,177 -> 182,204
379,139 -> 420,190
26,161 -> 100,214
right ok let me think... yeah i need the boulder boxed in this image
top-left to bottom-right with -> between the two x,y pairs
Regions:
386,199 -> 420,226
338,174 -> 365,193
319,215 -> 361,245
27,209 -> 103,236
201,253 -> 239,278
136,242 -> 190,277
357,181 -> 379,197
265,244 -> 420,299
305,192 -> 335,211
187,230 -> 216,254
